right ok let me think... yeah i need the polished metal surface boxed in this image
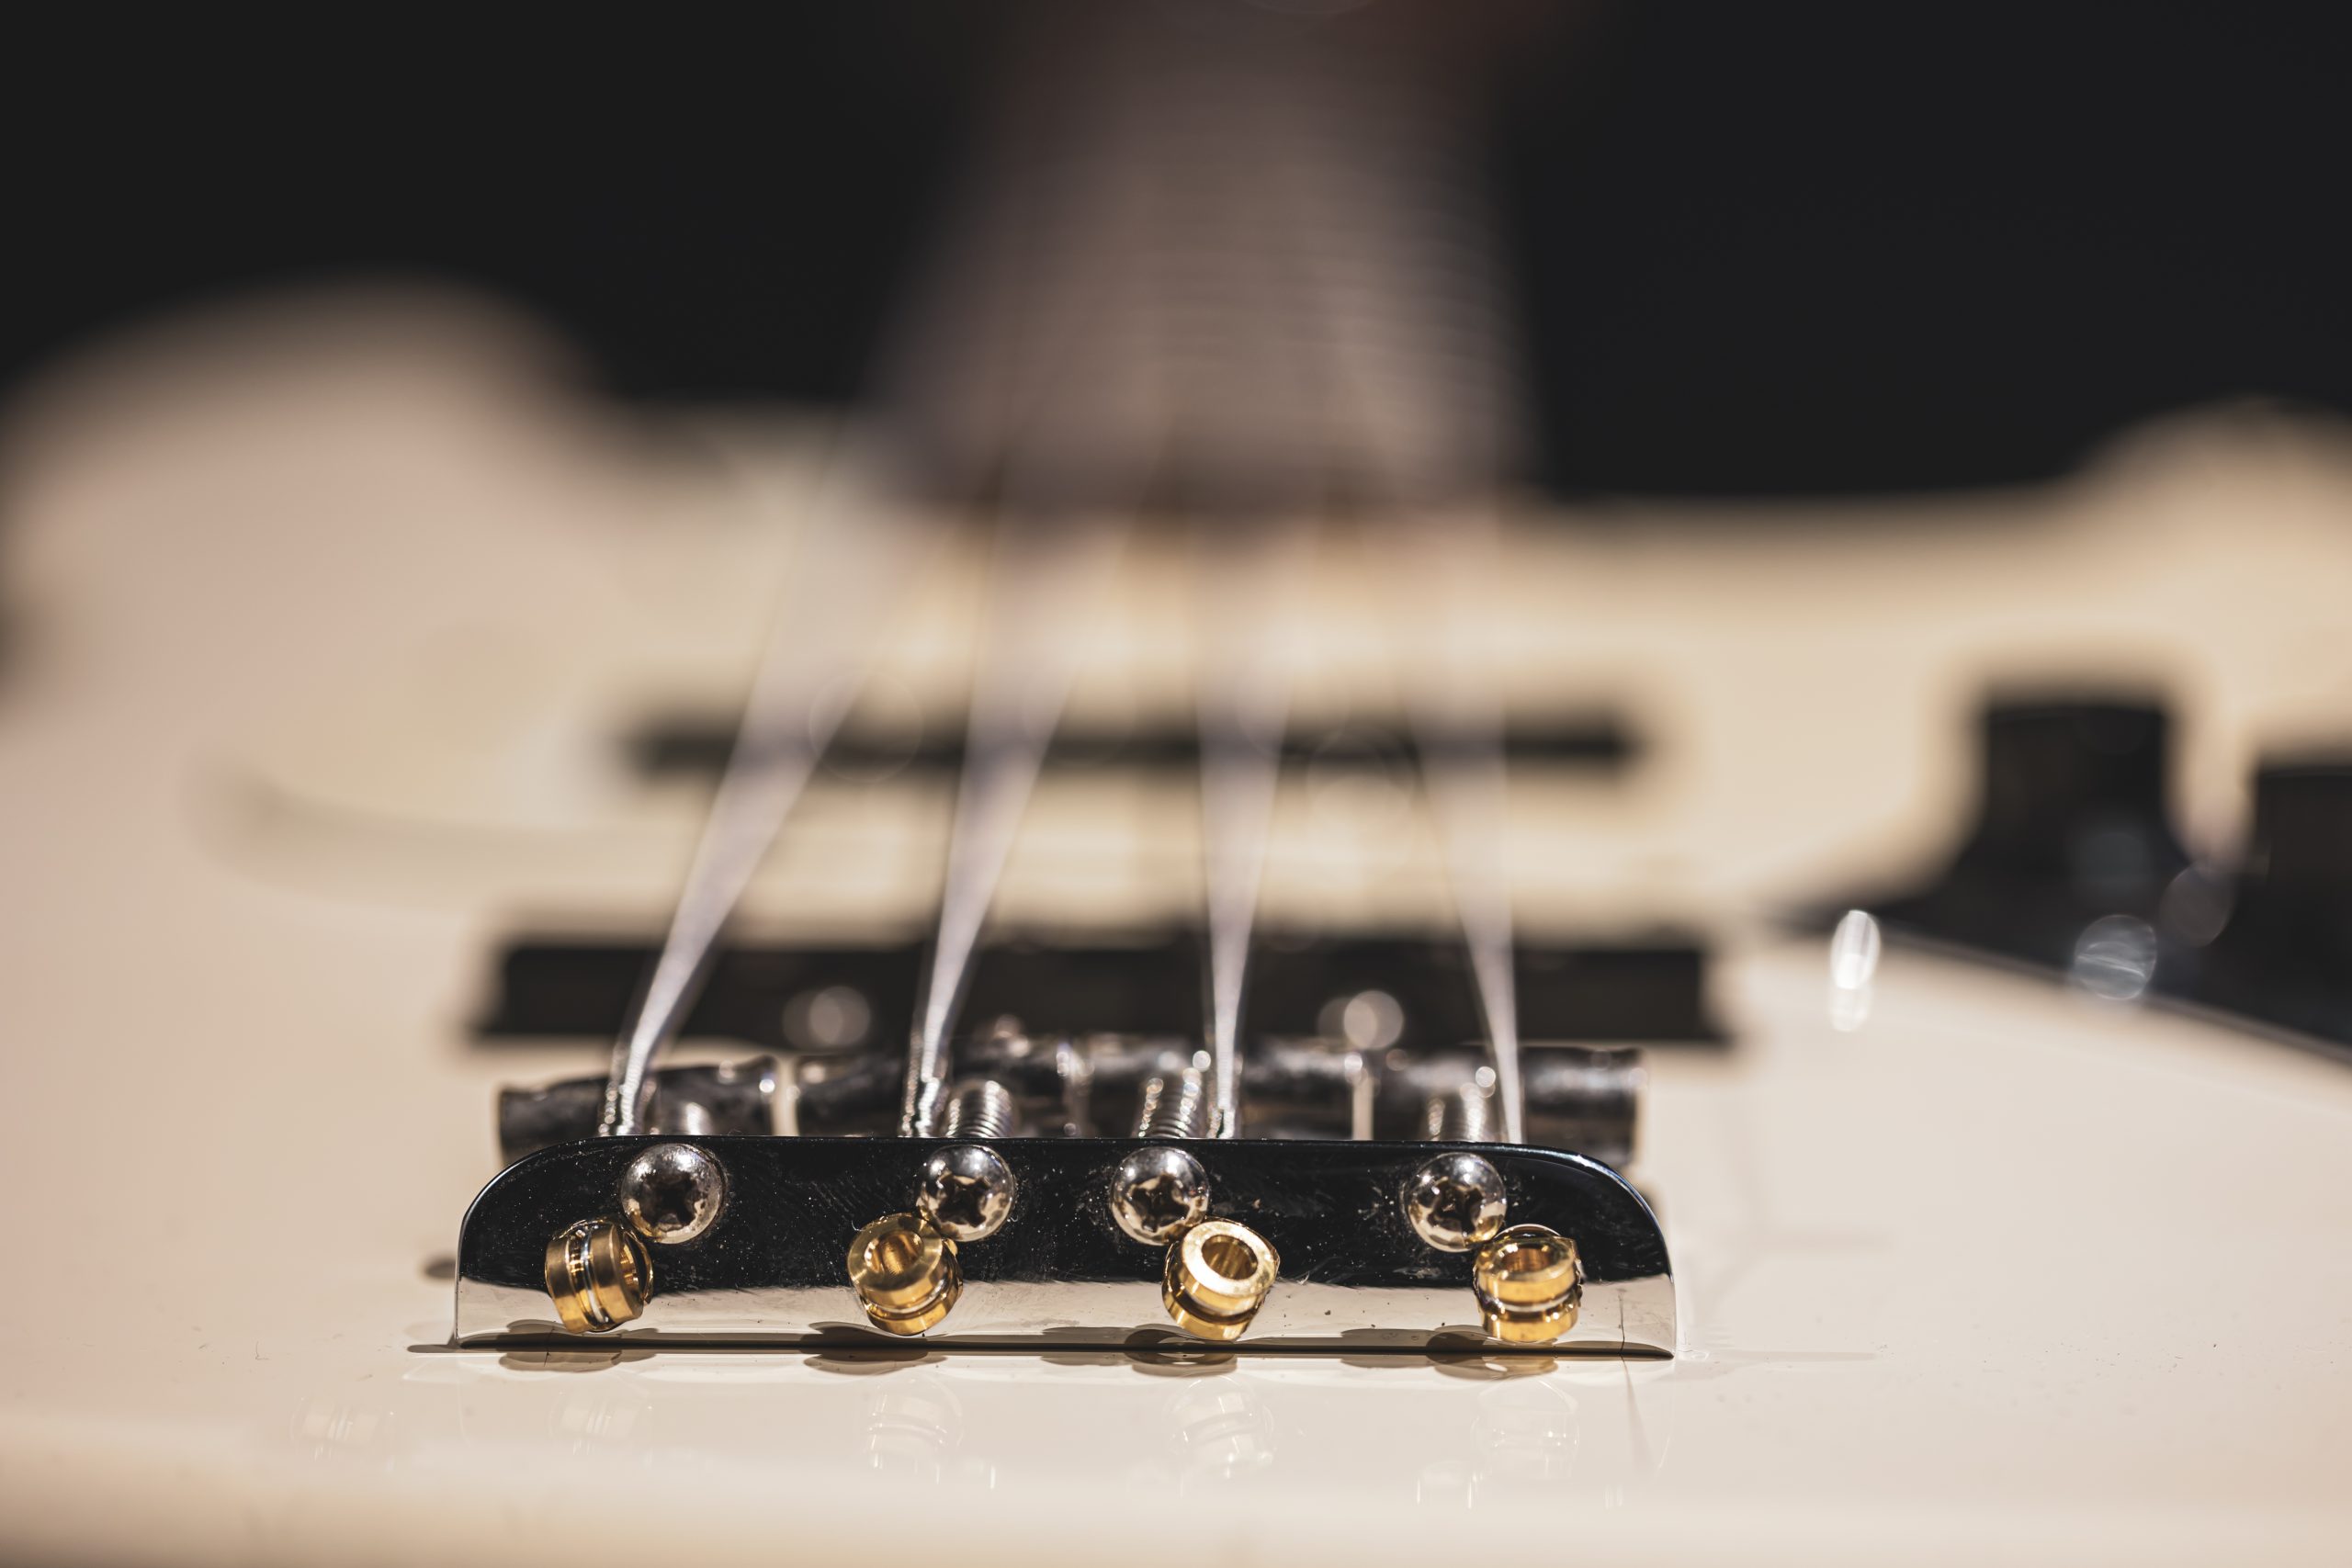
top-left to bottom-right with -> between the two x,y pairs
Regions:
1401,1151 -> 1509,1253
456,1137 -> 1673,1354
917,1143 -> 1018,1243
1242,1036 -> 1374,1139
776,1050 -> 906,1137
944,1029 -> 1638,1151
506,1027 -> 1637,1164
957,1025 -> 1101,1138
499,1057 -> 779,1163
1381,1045 -> 1643,1169
1517,1048 -> 1645,1168
616,1142 -> 728,1246
1108,1144 -> 1213,1246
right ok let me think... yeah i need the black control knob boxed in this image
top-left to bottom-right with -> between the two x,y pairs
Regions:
1839,694 -> 2190,975
2192,759 -> 2352,1049
1833,700 -> 2352,1052
2242,762 -> 2352,903
1955,699 -> 2183,902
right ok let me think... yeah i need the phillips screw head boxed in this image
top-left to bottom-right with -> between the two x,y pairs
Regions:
1402,1151 -> 1509,1252
918,1143 -> 1018,1242
1109,1145 -> 1211,1244
616,1143 -> 728,1245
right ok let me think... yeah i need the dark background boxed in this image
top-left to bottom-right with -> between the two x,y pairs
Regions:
7,4 -> 2349,496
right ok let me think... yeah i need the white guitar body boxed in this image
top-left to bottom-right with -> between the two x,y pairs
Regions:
4,320 -> 2350,1563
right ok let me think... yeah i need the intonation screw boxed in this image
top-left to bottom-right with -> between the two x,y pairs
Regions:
847,1213 -> 962,1336
1162,1218 -> 1280,1342
1419,1077 -> 1498,1143
1135,1066 -> 1211,1140
1109,1063 -> 1274,1337
918,1079 -> 1021,1244
1110,1066 -> 1212,1244
1470,1224 -> 1582,1344
937,1078 -> 1018,1139
543,1216 -> 651,1334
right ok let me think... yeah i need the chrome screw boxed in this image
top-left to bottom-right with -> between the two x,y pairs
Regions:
1402,1151 -> 1509,1252
616,1143 -> 728,1245
919,1143 -> 1018,1242
1109,1145 -> 1211,1245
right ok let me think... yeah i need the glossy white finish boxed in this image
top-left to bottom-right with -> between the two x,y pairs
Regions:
4,309 -> 2351,1563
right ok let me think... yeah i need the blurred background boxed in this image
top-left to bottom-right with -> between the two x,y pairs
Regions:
7,0 -> 2352,1046
9,2 -> 2351,494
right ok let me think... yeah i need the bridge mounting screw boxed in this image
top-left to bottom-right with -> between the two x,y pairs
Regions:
1109,1145 -> 1210,1244
918,1144 -> 1017,1242
1402,1152 -> 1508,1252
617,1143 -> 728,1245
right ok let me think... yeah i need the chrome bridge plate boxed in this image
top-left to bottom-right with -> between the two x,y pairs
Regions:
453,1137 -> 1675,1355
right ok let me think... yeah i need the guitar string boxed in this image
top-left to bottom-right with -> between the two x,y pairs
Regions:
1196,518 -> 1316,1137
1393,510 -> 1526,1145
598,434 -> 941,1136
1272,103 -> 1528,1145
613,21 -> 1516,1144
1180,85 -> 1337,1143
1239,62 -> 1529,1145
898,512 -> 1133,1135
890,96 -> 1168,1137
